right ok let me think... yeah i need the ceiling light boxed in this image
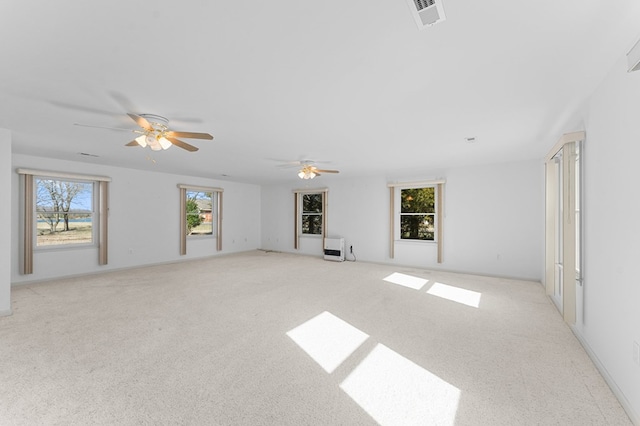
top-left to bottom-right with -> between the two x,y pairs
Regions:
144,134 -> 172,151
147,135 -> 162,151
298,166 -> 317,179
135,135 -> 148,148
158,137 -> 172,150
130,116 -> 177,151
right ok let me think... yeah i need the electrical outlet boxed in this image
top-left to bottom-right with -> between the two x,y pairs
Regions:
634,341 -> 640,366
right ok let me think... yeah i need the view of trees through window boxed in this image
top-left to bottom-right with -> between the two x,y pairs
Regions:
186,191 -> 213,235
400,187 -> 435,240
302,193 -> 322,235
36,178 -> 93,246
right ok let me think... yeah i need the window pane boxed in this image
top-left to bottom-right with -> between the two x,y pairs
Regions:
37,213 -> 93,246
401,188 -> 435,214
400,214 -> 435,240
302,214 -> 322,235
303,194 -> 322,213
186,191 -> 213,235
35,179 -> 93,247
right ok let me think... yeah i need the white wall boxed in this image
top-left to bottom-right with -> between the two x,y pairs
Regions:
0,129 -> 11,315
261,159 -> 544,280
11,154 -> 261,284
569,55 -> 640,422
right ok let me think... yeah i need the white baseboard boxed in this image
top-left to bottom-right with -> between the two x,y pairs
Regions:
11,249 -> 258,287
571,325 -> 639,425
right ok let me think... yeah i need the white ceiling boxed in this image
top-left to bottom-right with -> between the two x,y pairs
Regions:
2,1 -> 639,184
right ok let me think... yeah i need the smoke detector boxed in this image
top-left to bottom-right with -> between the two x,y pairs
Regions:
406,0 -> 447,29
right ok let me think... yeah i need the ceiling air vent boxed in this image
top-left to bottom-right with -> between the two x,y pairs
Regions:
627,37 -> 640,72
406,0 -> 446,29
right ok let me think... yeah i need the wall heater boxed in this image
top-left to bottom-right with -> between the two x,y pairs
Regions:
324,237 -> 345,262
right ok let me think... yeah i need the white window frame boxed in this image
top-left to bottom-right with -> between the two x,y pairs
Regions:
544,131 -> 584,325
388,180 -> 444,262
185,189 -> 215,239
396,185 -> 437,243
178,184 -> 223,255
293,188 -> 328,250
34,177 -> 97,250
300,192 -> 324,237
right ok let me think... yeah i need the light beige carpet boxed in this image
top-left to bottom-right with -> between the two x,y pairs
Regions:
0,250 -> 631,425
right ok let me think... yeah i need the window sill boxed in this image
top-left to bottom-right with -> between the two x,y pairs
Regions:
35,243 -> 97,252
394,239 -> 437,245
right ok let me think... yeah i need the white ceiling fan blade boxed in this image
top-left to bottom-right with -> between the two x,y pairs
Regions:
74,123 -> 136,132
165,130 -> 213,140
50,100 -> 120,117
127,113 -> 154,131
108,90 -> 139,114
166,136 -> 199,152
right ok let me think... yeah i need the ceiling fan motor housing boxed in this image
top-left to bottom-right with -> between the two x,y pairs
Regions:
139,114 -> 169,130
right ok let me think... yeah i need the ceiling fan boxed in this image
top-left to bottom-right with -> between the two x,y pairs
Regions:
298,164 -> 339,179
76,113 -> 213,152
278,160 -> 339,179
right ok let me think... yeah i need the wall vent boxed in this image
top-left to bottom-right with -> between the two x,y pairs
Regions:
406,0 -> 446,29
414,0 -> 436,10
627,37 -> 640,72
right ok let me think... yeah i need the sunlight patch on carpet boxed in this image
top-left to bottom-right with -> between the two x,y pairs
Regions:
426,282 -> 481,308
340,343 -> 460,426
286,311 -> 369,373
383,272 -> 428,290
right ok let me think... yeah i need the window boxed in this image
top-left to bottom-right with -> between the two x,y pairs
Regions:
400,187 -> 435,241
388,180 -> 444,262
35,178 -> 95,247
301,193 -> 323,235
186,190 -> 213,236
544,131 -> 584,324
178,184 -> 223,255
293,189 -> 328,250
18,168 -> 111,275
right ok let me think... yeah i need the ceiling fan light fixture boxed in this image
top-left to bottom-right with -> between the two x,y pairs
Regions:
79,112 -> 211,153
158,136 -> 172,150
146,135 -> 162,151
298,166 -> 317,179
135,135 -> 148,148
